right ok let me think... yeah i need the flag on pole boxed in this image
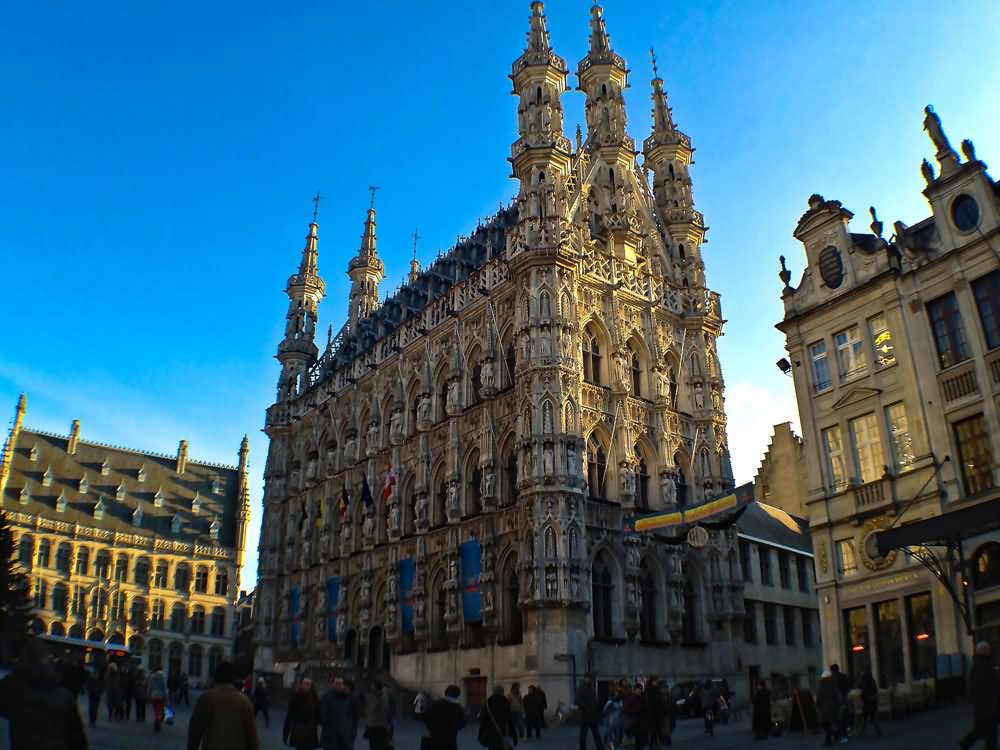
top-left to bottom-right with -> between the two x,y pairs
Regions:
337,485 -> 349,516
361,474 -> 373,510
382,464 -> 397,503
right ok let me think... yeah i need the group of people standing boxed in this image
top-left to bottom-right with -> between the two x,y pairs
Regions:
59,657 -> 169,731
576,673 -> 675,750
280,675 -> 393,750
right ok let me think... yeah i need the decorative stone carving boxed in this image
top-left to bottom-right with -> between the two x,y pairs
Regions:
416,396 -> 431,430
446,380 -> 460,414
363,512 -> 375,543
542,444 -> 554,476
621,463 -> 635,496
387,503 -> 400,535
661,473 -> 676,507
415,493 -> 428,526
389,409 -> 404,444
481,468 -> 495,499
447,482 -> 460,519
366,421 -> 380,456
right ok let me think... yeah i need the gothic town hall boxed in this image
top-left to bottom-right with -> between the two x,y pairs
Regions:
254,3 -> 744,704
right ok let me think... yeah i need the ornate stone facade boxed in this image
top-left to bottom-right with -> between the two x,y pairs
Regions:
255,3 -> 743,700
0,395 -> 250,684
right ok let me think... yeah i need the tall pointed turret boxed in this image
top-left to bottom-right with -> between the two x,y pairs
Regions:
276,203 -> 326,403
643,50 -> 705,283
346,196 -> 385,333
0,394 -> 26,500
234,435 -> 251,592
577,2 -> 630,150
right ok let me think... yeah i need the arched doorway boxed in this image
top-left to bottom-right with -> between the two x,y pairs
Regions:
168,641 -> 183,678
69,624 -> 85,639
108,632 -> 125,645
51,622 -> 66,637
343,629 -> 357,665
87,628 -> 104,642
148,639 -> 163,671
368,626 -> 385,672
31,618 -> 45,635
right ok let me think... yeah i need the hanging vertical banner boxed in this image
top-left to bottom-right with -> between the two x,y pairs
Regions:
326,577 -> 340,642
290,588 -> 301,646
460,539 -> 482,623
399,559 -> 416,634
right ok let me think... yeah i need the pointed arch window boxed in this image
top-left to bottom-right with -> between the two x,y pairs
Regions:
583,327 -> 603,385
504,341 -> 516,390
636,454 -> 650,510
501,564 -> 523,644
539,291 -> 551,319
587,436 -> 607,500
568,527 -> 580,560
631,350 -> 642,396
504,448 -> 518,507
544,527 -> 558,561
592,553 -> 614,639
639,560 -> 657,643
430,572 -> 448,651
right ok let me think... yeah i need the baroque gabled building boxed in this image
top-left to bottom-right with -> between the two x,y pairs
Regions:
255,3 -> 742,702
777,108 -> 1000,691
0,395 -> 251,684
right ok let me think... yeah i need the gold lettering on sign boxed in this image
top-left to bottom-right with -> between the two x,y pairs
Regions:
846,571 -> 922,595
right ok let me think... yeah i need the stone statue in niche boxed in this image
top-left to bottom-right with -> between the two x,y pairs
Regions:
360,605 -> 371,631
655,368 -> 669,399
615,353 -> 630,390
415,494 -> 428,524
336,611 -> 347,639
545,568 -> 558,598
569,569 -> 580,599
627,579 -> 639,609
482,586 -> 495,611
415,595 -> 426,623
540,330 -> 552,357
627,544 -> 640,571
306,455 -> 317,481
523,446 -> 533,479
621,464 -> 635,495
481,469 -> 495,498
363,512 -> 375,541
390,410 -> 403,443
367,422 -> 379,454
693,383 -> 705,410
417,396 -> 431,428
447,482 -> 460,518
290,465 -> 301,491
387,503 -> 400,534
480,359 -> 495,390
542,444 -> 554,476
343,436 -> 357,465
566,442 -> 577,477
446,380 -> 460,412
560,329 -> 574,359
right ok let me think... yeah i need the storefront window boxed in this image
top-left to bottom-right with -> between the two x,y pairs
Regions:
905,593 -> 936,680
843,606 -> 870,680
875,599 -> 905,686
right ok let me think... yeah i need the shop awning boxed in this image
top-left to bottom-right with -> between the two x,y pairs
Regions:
875,497 -> 1000,557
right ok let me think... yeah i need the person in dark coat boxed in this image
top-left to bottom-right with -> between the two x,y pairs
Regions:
284,677 -> 321,750
133,668 -> 148,723
829,664 -> 851,740
752,680 -> 772,740
423,684 -> 466,750
523,685 -> 545,740
105,662 -> 122,721
857,670 -> 881,738
187,661 -> 260,750
623,683 -> 648,750
319,678 -> 359,750
960,641 -> 1000,750
576,673 -> 602,750
252,677 -> 270,729
0,638 -> 88,750
643,676 -> 670,747
479,685 -> 516,750
85,664 -> 104,728
816,670 -> 842,747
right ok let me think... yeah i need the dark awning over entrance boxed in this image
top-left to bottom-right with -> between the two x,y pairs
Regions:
875,498 -> 1000,557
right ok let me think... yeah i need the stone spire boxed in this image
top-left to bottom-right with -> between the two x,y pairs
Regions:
510,2 -> 570,153
647,49 -> 676,147
276,206 -> 327,403
577,2 -> 630,150
0,394 -> 26,500
346,196 -> 385,333
234,434 -> 251,589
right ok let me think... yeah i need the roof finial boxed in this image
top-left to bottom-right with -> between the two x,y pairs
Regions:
312,190 -> 322,223
368,185 -> 380,210
412,228 -> 421,261
869,206 -> 884,239
650,47 -> 660,79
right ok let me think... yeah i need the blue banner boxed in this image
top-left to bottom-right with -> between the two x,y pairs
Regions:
399,559 -> 416,633
326,577 -> 340,642
460,540 -> 482,623
290,588 -> 301,646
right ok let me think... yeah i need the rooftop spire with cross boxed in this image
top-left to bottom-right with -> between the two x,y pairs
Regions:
650,47 -> 660,79
312,190 -> 322,223
412,228 -> 421,260
368,185 -> 380,210
409,228 -> 421,283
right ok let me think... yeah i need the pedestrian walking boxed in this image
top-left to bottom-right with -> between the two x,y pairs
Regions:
148,665 -> 169,732
698,680 -> 718,737
817,670 -> 842,747
0,638 -> 88,750
576,673 -> 602,750
857,670 -> 881,738
180,672 -> 190,706
422,684 -> 466,750
134,667 -> 149,722
187,661 -> 260,750
960,641 -> 1000,750
752,680 -> 772,740
85,663 -> 104,727
509,682 -> 526,739
479,684 -> 516,750
524,685 -> 545,740
168,671 -> 180,705
320,677 -> 361,750
363,681 -> 392,750
624,682 -> 648,750
285,677 -> 321,750
603,684 -> 625,750
644,676 -> 671,748
252,676 -> 270,728
830,664 -> 852,741
413,689 -> 431,718
122,664 -> 135,720
105,662 -> 122,721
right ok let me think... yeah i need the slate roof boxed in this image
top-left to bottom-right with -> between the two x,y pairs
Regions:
3,428 -> 241,549
737,500 -> 812,555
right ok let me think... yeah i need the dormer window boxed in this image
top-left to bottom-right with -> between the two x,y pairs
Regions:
79,476 -> 89,495
56,492 -> 67,513
42,467 -> 53,487
211,477 -> 222,495
132,506 -> 143,528
137,464 -> 147,483
101,458 -> 110,476
94,498 -> 106,521
191,492 -> 201,515
171,514 -> 182,534
116,483 -> 126,502
209,516 -> 220,541
154,488 -> 165,508
29,443 -> 38,462
19,486 -> 30,505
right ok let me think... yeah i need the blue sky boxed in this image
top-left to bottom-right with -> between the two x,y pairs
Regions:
2,1 -> 998,586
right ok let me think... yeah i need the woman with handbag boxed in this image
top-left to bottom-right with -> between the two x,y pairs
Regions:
479,685 -> 517,750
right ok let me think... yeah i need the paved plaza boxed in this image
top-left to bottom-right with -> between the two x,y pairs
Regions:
0,694 -> 976,750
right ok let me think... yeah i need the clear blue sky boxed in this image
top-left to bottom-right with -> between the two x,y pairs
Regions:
2,1 -> 998,586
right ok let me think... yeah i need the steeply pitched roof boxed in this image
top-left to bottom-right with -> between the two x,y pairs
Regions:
737,500 -> 811,554
3,428 -> 241,549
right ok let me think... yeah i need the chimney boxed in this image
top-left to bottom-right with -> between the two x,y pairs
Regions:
177,439 -> 188,474
68,420 -> 80,455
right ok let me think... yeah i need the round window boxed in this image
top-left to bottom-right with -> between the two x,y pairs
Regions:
952,194 -> 980,232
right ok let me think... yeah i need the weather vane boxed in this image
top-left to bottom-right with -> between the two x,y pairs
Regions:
368,185 -> 380,210
412,228 -> 421,260
650,47 -> 659,79
312,190 -> 322,222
